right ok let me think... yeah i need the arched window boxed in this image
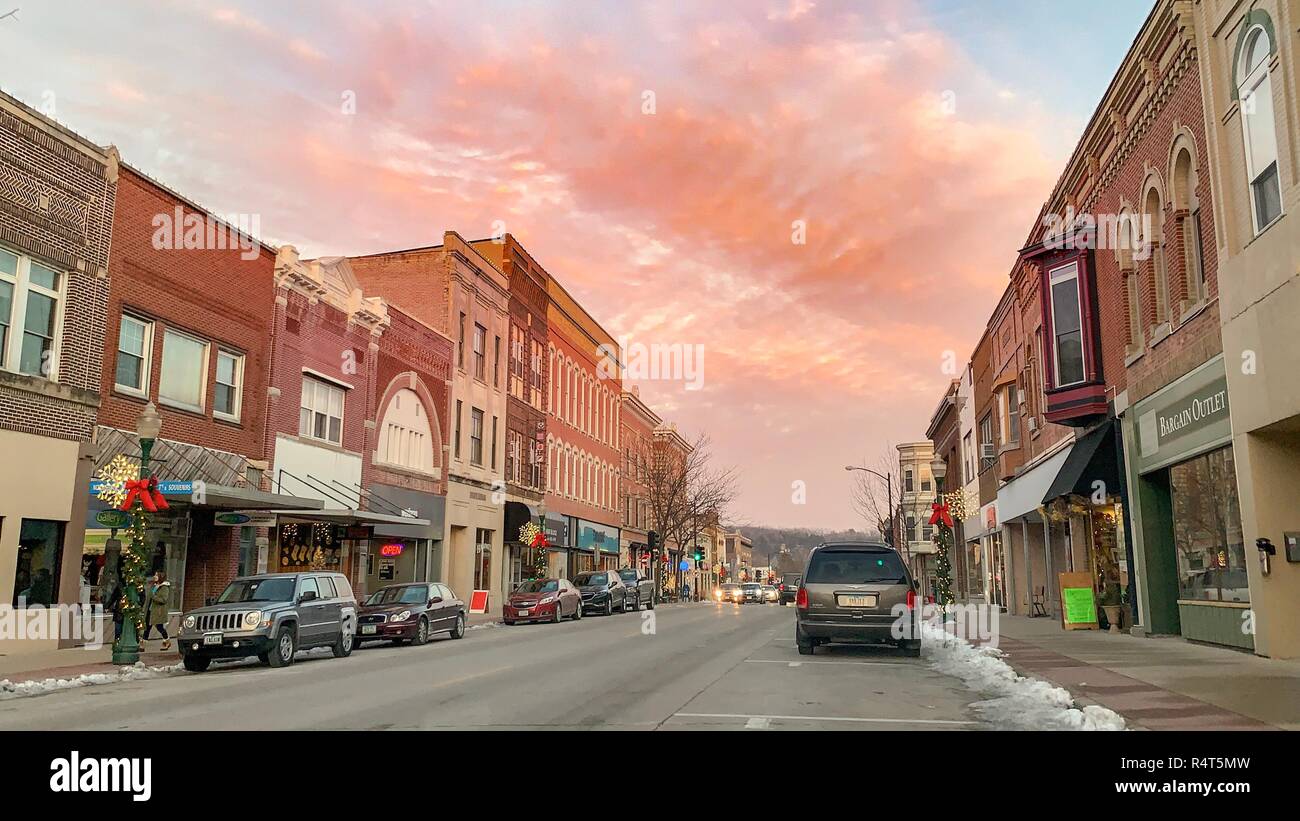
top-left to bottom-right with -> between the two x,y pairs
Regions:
1171,140 -> 1206,304
1117,209 -> 1142,348
377,388 -> 434,473
1237,22 -> 1282,233
1142,183 -> 1169,326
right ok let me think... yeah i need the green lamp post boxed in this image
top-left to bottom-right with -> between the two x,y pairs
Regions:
111,402 -> 163,665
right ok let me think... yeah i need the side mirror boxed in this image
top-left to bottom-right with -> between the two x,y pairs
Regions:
429,597 -> 443,606
299,590 -> 318,603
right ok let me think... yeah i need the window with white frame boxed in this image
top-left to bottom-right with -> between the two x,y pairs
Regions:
470,407 -> 484,465
159,328 -> 208,411
378,388 -> 432,472
0,248 -> 63,379
1049,262 -> 1086,386
300,375 -> 345,445
1237,24 -> 1283,233
114,314 -> 153,395
213,349 -> 244,421
473,323 -> 486,381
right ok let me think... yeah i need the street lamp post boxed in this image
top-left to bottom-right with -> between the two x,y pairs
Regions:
844,465 -> 893,547
111,402 -> 163,665
929,454 -> 954,613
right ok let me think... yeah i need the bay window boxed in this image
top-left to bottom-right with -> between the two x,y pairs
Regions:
1238,24 -> 1282,232
1049,262 -> 1085,386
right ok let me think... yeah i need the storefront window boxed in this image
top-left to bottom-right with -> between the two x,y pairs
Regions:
12,519 -> 64,607
1170,447 -> 1247,603
474,528 -> 492,590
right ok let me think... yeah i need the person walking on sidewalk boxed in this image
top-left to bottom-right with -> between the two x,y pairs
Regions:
142,570 -> 172,651
682,583 -> 690,602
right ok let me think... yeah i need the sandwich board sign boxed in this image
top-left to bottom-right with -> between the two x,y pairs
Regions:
1058,571 -> 1098,630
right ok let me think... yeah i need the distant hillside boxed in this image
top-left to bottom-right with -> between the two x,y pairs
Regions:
728,525 -> 878,568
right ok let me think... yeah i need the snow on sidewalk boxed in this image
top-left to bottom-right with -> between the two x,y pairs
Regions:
922,619 -> 1126,731
0,661 -> 182,700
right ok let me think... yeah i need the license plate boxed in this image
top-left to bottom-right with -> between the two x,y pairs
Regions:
838,594 -> 878,608
203,632 -> 223,645
518,609 -> 530,617
361,625 -> 377,635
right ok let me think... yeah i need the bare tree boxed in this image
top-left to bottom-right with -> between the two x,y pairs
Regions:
849,445 -> 901,543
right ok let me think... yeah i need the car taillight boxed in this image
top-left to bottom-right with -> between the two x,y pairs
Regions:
796,587 -> 808,609
906,589 -> 916,610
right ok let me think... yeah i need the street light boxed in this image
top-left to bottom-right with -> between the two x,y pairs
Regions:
845,465 -> 894,547
111,402 -> 163,665
929,454 -> 955,611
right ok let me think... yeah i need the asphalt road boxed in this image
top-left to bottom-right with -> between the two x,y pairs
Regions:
0,602 -> 985,730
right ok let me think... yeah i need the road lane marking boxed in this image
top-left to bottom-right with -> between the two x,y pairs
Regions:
745,717 -> 771,729
744,659 -> 908,666
673,712 -> 977,726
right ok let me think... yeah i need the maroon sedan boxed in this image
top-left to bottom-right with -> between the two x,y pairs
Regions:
503,578 -> 582,625
356,582 -> 467,646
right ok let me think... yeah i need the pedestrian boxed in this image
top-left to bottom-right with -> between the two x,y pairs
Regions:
142,569 -> 172,651
106,575 -> 124,642
683,582 -> 690,602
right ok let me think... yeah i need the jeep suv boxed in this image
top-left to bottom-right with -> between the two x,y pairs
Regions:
177,572 -> 357,672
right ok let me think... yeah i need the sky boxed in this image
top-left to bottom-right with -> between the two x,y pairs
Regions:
0,0 -> 1153,530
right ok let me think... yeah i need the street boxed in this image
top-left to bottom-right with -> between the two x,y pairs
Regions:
0,603 -> 982,730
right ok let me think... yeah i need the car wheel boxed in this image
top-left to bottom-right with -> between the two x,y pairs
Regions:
257,652 -> 269,664
267,626 -> 296,668
632,594 -> 642,612
604,599 -> 613,616
182,654 -> 211,673
413,617 -> 429,646
331,623 -> 354,658
552,603 -> 563,624
573,602 -> 583,621
450,614 -> 466,639
504,619 -> 516,626
795,625 -> 814,656
647,597 -> 655,611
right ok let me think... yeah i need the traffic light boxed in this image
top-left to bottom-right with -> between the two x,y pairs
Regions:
647,530 -> 659,554
693,547 -> 703,562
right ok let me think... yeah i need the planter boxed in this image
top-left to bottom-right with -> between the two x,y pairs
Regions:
1102,604 -> 1122,635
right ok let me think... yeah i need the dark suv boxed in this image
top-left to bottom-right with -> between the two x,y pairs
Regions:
778,573 -> 801,605
794,542 -> 920,657
617,568 -> 655,611
177,572 -> 357,672
574,570 -> 627,615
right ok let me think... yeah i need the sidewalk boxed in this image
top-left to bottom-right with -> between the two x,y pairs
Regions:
0,640 -> 180,687
996,615 -> 1300,730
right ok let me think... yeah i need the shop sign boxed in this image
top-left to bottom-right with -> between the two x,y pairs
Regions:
544,513 -> 571,547
1135,358 -> 1231,473
215,513 -> 251,526
90,479 -> 193,496
379,543 -> 404,557
577,519 -> 620,553
95,510 -> 133,529
345,526 -> 373,540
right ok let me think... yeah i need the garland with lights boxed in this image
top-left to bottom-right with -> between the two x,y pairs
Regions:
929,498 -> 955,611
96,454 -> 155,637
519,521 -> 549,579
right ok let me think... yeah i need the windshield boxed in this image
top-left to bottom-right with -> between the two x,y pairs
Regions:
574,573 -> 608,586
515,579 -> 559,594
721,584 -> 740,591
218,577 -> 295,603
806,551 -> 908,585
618,570 -> 638,582
743,583 -> 760,590
366,585 -> 428,605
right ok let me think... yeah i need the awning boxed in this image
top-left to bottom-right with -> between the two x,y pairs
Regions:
266,509 -> 431,528
1042,420 -> 1120,503
197,485 -> 324,511
504,501 -> 541,543
996,443 -> 1073,522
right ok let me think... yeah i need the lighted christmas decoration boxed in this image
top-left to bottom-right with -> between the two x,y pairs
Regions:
929,497 -> 955,610
518,521 -> 549,578
96,454 -> 138,508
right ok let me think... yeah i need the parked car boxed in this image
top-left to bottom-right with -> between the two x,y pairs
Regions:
740,582 -> 763,603
356,582 -> 466,646
574,570 -> 627,615
778,573 -> 802,605
716,583 -> 743,603
617,568 -> 655,611
504,578 -> 582,624
177,572 -> 357,672
761,585 -> 779,603
794,541 -> 921,657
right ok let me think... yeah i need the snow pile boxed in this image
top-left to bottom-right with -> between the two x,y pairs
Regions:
0,661 -> 182,700
922,619 -> 1126,731
468,621 -> 499,631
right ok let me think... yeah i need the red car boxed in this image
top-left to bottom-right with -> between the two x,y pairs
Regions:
356,582 -> 467,646
504,578 -> 582,625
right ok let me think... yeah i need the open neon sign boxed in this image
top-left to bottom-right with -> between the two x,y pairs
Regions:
380,543 -> 404,557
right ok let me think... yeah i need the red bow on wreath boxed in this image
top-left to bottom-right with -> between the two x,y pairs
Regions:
529,530 -> 548,549
120,476 -> 170,513
928,500 -> 953,529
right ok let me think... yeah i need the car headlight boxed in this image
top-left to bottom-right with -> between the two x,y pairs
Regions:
393,610 -> 411,623
243,611 -> 262,628
183,615 -> 196,629
540,595 -> 556,604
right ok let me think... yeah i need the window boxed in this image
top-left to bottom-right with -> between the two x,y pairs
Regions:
457,312 -> 466,369
454,400 -> 463,460
470,407 -> 484,465
0,249 -> 63,379
1173,146 -> 1206,304
1170,446 -> 1247,603
921,479 -> 931,492
11,519 -> 64,607
493,334 -> 501,387
1237,25 -> 1283,232
299,376 -> 344,445
529,338 -> 543,409
473,323 -> 486,381
904,468 -> 914,493
214,350 -> 244,421
963,431 -> 974,480
115,314 -> 153,395
159,328 -> 208,411
1048,262 -> 1085,386
979,413 -> 994,469
1007,387 -> 1020,443
297,576 -> 320,600
474,528 -> 492,590
1142,186 -> 1169,324
490,415 -> 498,470
378,388 -> 432,472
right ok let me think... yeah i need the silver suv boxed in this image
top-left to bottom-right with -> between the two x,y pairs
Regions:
794,541 -> 921,657
177,572 -> 357,672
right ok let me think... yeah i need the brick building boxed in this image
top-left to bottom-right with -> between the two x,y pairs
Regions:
0,90 -> 118,652
92,166 -> 311,614
619,385 -> 659,571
